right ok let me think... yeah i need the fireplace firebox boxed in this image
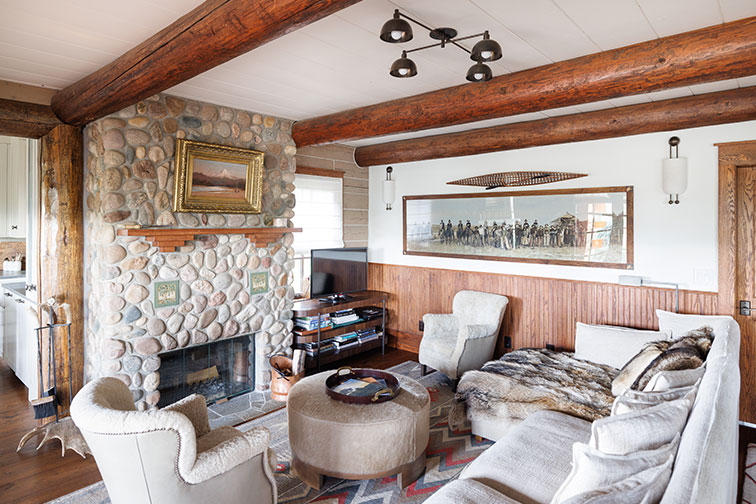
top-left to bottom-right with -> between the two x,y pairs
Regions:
157,334 -> 254,407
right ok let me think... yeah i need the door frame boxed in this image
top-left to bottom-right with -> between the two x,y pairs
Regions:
717,140 -> 756,315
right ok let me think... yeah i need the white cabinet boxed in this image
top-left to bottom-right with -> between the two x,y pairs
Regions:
2,287 -> 18,369
2,285 -> 38,400
0,136 -> 28,239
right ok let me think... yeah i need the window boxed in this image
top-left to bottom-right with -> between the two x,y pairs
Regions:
291,173 -> 343,297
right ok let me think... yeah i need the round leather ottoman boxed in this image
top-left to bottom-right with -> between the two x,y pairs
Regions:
287,370 -> 430,489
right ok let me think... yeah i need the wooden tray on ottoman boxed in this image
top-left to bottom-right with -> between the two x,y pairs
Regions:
325,367 -> 400,404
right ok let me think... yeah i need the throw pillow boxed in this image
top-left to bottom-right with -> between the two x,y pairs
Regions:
610,327 -> 713,396
611,343 -> 666,396
631,348 -> 703,391
551,434 -> 680,504
558,456 -> 674,504
631,327 -> 713,391
574,323 -> 672,370
612,386 -> 697,416
589,397 -> 693,455
656,309 -> 732,339
643,366 -> 705,392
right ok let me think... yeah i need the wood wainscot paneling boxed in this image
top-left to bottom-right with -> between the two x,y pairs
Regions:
368,263 -> 719,356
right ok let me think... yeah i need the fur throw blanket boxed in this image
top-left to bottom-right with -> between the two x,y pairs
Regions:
626,326 -> 713,392
448,348 -> 617,431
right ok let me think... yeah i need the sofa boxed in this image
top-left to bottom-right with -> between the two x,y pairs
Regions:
425,311 -> 741,504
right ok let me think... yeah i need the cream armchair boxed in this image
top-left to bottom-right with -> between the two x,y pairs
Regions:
419,290 -> 509,381
70,377 -> 277,504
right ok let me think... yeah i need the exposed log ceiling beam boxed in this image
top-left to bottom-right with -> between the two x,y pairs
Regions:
51,0 -> 363,126
0,98 -> 62,139
353,86 -> 756,167
293,16 -> 756,147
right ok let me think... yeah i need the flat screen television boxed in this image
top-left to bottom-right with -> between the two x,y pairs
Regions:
310,247 -> 367,299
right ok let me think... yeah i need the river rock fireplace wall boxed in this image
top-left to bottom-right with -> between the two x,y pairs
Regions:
83,94 -> 297,410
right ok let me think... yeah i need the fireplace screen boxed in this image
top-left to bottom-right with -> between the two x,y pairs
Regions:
158,334 -> 253,407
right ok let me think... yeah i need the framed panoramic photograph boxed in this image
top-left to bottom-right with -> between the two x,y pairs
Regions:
403,186 -> 633,269
173,139 -> 264,214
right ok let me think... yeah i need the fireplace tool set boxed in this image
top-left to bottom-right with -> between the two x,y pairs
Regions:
16,298 -> 90,457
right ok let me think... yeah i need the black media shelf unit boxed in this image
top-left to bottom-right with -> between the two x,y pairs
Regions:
291,290 -> 388,371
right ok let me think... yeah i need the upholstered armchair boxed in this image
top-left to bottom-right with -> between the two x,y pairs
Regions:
70,377 -> 277,504
419,290 -> 509,381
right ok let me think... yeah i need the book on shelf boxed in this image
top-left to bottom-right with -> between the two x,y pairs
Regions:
294,314 -> 332,331
333,331 -> 358,343
358,332 -> 381,344
334,339 -> 360,351
302,342 -> 335,357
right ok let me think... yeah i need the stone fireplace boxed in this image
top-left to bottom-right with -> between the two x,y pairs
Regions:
83,94 -> 297,410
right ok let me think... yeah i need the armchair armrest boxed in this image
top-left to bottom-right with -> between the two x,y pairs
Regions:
163,393 -> 210,437
459,324 -> 495,340
422,313 -> 459,337
187,426 -> 271,484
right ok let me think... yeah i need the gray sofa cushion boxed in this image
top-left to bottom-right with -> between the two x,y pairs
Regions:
425,479 -> 523,504
459,410 -> 592,504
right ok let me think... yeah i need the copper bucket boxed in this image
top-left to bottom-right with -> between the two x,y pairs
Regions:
269,355 -> 303,402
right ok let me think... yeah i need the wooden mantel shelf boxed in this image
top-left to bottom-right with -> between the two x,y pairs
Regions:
116,227 -> 301,252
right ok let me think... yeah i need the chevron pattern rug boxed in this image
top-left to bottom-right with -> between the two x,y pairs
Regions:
744,443 -> 756,504
46,361 -> 493,504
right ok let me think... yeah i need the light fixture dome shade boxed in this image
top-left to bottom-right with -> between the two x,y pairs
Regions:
471,37 -> 502,62
383,179 -> 396,208
390,54 -> 417,78
380,15 -> 413,43
662,157 -> 688,195
466,62 -> 492,82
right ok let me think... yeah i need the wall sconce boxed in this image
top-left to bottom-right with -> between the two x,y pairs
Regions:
383,166 -> 395,211
662,136 -> 688,205
619,275 -> 680,313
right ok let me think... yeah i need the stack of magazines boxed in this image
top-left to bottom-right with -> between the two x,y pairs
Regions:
357,327 -> 380,344
333,331 -> 360,351
331,309 -> 361,326
331,376 -> 390,398
296,339 -> 335,357
294,314 -> 332,332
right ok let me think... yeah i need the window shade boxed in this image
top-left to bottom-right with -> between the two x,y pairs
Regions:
292,173 -> 343,254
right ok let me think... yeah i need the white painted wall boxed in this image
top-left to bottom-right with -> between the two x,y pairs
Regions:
368,120 -> 756,293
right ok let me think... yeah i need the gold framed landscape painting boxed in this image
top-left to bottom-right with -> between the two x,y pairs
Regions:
173,139 -> 264,214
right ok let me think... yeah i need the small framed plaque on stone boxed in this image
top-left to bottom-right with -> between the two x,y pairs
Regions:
155,280 -> 180,308
250,272 -> 269,296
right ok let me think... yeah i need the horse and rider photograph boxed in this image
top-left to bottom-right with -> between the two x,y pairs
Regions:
403,186 -> 633,269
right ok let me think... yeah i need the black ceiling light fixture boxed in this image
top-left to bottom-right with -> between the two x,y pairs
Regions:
389,51 -> 417,78
380,9 -> 502,83
379,9 -> 413,43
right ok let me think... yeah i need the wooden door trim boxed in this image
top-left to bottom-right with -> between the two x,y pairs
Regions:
718,142 -> 756,316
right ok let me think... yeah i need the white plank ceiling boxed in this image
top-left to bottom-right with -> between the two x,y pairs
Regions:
1,0 -> 756,145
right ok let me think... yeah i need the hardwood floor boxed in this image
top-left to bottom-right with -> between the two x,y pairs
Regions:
0,348 -> 418,504
0,358 -> 101,504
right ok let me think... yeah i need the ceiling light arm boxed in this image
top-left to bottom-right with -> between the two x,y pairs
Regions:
404,33 -> 485,56
392,9 -> 436,35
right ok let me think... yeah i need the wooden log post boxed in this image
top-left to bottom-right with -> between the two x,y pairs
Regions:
40,124 -> 84,411
294,16 -> 756,146
51,0 -> 363,126
354,86 -> 756,166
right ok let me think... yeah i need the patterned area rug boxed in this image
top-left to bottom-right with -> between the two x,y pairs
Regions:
744,443 -> 756,504
46,361 -> 493,504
